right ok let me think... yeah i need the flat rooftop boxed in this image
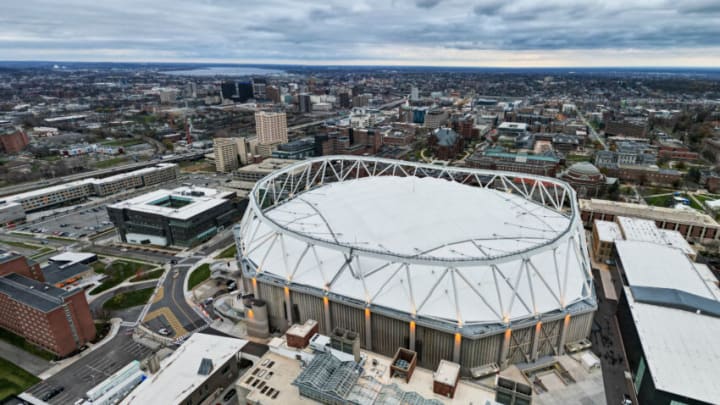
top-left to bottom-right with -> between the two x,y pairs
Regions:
580,198 -> 719,227
0,273 -> 75,312
617,241 -> 720,404
108,186 -> 233,221
251,338 -> 496,404
122,333 -> 246,405
593,220 -> 622,243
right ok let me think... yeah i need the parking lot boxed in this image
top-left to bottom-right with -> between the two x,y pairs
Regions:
25,328 -> 154,404
15,172 -> 234,240
22,205 -> 112,239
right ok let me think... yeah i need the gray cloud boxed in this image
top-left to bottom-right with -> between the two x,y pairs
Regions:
0,0 -> 718,64
416,0 -> 442,9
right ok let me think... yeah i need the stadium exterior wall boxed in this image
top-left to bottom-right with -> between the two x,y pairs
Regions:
244,270 -> 595,370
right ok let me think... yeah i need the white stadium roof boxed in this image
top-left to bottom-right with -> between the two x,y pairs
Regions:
237,156 -> 595,332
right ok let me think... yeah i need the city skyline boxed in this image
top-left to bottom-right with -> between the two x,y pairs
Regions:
2,0 -> 720,67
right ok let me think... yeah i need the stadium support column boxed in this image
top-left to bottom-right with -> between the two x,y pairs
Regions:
557,314 -> 571,355
409,321 -> 416,352
499,328 -> 511,367
453,332 -> 462,363
365,308 -> 372,351
284,287 -> 293,325
323,296 -> 331,334
531,321 -> 541,361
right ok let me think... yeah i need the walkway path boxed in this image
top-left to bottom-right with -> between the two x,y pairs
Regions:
0,340 -> 51,376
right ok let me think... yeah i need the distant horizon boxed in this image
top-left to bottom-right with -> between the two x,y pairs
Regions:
2,60 -> 720,71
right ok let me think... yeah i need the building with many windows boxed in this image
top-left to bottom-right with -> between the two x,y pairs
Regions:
255,111 -> 288,146
107,186 -> 242,247
0,272 -> 95,357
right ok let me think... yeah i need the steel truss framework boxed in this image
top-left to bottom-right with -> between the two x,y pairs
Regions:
236,156 -> 596,335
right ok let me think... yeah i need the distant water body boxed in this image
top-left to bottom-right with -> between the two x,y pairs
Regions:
161,66 -> 285,77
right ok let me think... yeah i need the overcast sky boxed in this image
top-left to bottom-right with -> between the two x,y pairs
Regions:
1,0 -> 719,66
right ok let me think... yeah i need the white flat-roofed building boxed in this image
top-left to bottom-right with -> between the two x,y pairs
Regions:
0,200 -> 25,227
591,220 -> 623,262
122,334 -> 247,405
0,163 -> 179,214
615,240 -> 720,404
616,216 -> 696,260
107,186 -> 240,247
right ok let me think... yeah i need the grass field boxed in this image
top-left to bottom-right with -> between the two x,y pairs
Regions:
130,268 -> 164,282
0,357 -> 40,402
103,288 -> 155,310
644,194 -> 671,207
94,157 -> 128,169
90,260 -> 152,295
215,244 -> 237,259
0,328 -> 54,361
187,264 -> 211,290
0,240 -> 43,250
101,138 -> 145,147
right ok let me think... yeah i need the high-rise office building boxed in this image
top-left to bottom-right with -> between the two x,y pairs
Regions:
252,78 -> 267,100
339,92 -> 350,108
298,93 -> 312,113
352,94 -> 370,108
237,82 -> 254,102
255,111 -> 288,146
410,86 -> 419,101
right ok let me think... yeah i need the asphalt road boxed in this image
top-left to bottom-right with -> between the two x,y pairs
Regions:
143,255 -> 207,337
25,327 -> 153,405
591,267 -> 635,405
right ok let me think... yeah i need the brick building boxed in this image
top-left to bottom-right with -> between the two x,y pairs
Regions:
465,147 -> 560,176
604,120 -> 647,138
580,198 -> 720,241
428,128 -> 463,160
0,250 -> 44,281
0,273 -> 95,357
0,129 -> 29,153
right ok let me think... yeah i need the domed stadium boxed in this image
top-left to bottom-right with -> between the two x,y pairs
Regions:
235,156 -> 596,370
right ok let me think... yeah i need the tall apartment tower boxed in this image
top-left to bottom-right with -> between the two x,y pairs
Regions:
214,138 -> 240,172
298,93 -> 312,113
255,111 -> 288,146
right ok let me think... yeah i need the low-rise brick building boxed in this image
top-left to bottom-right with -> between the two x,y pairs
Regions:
0,250 -> 44,281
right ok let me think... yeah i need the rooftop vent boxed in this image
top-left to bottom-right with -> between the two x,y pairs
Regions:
198,358 -> 214,376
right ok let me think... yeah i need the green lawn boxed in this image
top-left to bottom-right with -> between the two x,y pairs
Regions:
565,154 -> 593,162
47,236 -> 73,242
215,244 -> 237,259
92,261 -> 108,273
90,260 -> 152,295
0,357 -> 40,402
103,287 -> 155,311
0,328 -> 54,361
94,157 -> 128,169
645,193 -> 703,211
0,240 -> 42,250
101,138 -> 145,147
130,268 -> 164,282
187,264 -> 211,290
645,194 -> 671,207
